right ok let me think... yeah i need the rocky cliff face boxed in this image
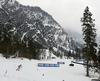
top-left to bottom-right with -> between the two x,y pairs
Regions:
0,0 -> 83,55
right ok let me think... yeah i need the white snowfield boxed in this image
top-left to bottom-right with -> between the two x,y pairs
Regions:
0,54 -> 99,81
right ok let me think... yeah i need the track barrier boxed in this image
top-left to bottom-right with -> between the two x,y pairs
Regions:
38,63 -> 60,67
38,61 -> 65,67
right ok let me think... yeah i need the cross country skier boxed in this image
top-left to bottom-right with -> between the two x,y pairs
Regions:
16,64 -> 22,71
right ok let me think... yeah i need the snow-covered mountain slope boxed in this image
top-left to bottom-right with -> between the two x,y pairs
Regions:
0,54 -> 99,81
0,0 -> 83,55
66,28 -> 100,46
65,29 -> 84,44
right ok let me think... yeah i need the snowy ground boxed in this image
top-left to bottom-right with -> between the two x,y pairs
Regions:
0,54 -> 99,81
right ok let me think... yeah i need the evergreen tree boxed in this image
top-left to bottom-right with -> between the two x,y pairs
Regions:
68,50 -> 71,57
71,50 -> 75,59
0,20 -> 14,58
27,38 -> 35,59
49,46 -> 52,59
0,22 -> 4,42
98,45 -> 100,64
27,39 -> 44,59
0,22 -> 5,53
35,42 -> 44,60
75,48 -> 82,59
19,40 -> 27,58
12,29 -> 21,56
75,48 -> 79,59
81,6 -> 97,76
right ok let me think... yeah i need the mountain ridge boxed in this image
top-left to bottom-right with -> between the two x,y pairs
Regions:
0,0 -> 83,55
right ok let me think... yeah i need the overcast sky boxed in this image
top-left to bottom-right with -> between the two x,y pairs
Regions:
17,0 -> 100,37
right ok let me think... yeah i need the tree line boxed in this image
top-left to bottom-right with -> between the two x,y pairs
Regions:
0,19 -> 45,59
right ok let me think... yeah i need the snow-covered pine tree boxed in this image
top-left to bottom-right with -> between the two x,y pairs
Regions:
81,6 -> 97,77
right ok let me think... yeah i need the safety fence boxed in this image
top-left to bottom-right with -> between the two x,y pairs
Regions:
38,62 -> 65,67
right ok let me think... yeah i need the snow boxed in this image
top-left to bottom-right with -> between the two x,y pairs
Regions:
46,50 -> 57,58
0,5 -> 2,9
37,30 -> 40,34
53,47 -> 57,52
59,34 -> 66,41
0,0 -> 5,9
44,23 -> 60,29
0,1 -> 2,8
54,34 -> 58,41
8,0 -> 16,6
0,0 -> 15,7
27,12 -> 35,20
0,54 -> 99,81
28,24 -> 33,27
21,32 -> 27,41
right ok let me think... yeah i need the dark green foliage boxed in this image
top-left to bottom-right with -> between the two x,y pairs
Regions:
16,36 -> 44,59
81,6 -> 97,76
81,6 -> 97,62
49,46 -> 52,58
71,50 -> 75,58
27,38 -> 34,59
27,39 -> 40,59
68,50 -> 71,57
98,45 -> 100,64
0,22 -> 4,41
0,20 -> 14,58
75,48 -> 81,59
0,19 -> 44,59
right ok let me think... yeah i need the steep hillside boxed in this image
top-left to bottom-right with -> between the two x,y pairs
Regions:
0,0 -> 83,55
